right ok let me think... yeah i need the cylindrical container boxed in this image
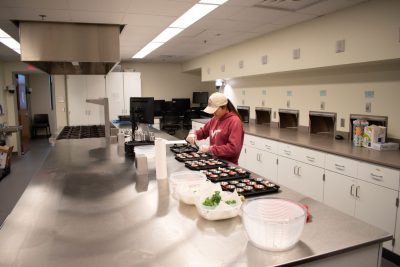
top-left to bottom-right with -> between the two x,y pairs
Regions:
155,138 -> 167,179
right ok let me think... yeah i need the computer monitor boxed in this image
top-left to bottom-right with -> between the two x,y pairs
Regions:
192,92 -> 209,106
130,97 -> 155,125
172,98 -> 191,113
153,99 -> 165,117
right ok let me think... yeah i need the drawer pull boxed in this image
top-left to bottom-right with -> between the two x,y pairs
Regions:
370,173 -> 383,181
334,163 -> 345,170
355,186 -> 360,198
306,156 -> 315,162
265,144 -> 271,149
284,150 -> 291,155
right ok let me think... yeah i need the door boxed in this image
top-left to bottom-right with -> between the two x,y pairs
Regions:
324,170 -> 356,216
258,150 -> 278,183
86,75 -> 106,124
67,75 -> 87,125
16,74 -> 29,153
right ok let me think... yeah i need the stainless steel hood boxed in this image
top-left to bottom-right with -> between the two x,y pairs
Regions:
18,21 -> 122,75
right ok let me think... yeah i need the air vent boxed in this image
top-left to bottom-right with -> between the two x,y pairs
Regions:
255,0 -> 323,12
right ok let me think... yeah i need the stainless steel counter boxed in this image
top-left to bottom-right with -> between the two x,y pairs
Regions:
0,135 -> 391,267
193,119 -> 400,169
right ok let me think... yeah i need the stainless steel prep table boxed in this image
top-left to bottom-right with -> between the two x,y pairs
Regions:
0,132 -> 391,267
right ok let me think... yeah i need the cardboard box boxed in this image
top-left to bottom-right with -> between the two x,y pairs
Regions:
371,142 -> 399,151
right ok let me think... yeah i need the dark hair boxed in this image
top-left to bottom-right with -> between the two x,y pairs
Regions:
222,99 -> 243,122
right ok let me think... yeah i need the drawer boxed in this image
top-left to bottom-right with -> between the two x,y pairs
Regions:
358,162 -> 400,190
278,143 -> 299,159
297,147 -> 325,168
259,138 -> 278,154
325,154 -> 358,177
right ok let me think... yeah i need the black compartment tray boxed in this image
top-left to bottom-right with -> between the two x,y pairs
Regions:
185,159 -> 228,170
170,144 -> 198,154
175,152 -> 213,162
219,177 -> 280,197
203,167 -> 251,182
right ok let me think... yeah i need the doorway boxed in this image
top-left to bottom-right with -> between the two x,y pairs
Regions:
15,74 -> 30,154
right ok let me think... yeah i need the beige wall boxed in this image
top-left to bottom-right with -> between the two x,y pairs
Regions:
183,0 -> 400,80
120,62 -> 214,101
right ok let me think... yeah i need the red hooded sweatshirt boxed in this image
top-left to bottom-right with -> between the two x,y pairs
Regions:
195,112 -> 244,164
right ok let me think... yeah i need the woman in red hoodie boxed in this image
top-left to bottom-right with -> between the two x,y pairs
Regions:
186,92 -> 244,165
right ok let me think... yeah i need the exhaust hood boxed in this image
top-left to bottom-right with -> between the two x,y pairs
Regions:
18,21 -> 122,75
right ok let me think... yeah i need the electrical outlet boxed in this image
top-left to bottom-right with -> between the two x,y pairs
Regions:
340,118 -> 345,127
261,100 -> 265,106
286,100 -> 290,108
220,64 -> 225,72
242,99 -> 245,105
261,55 -> 268,65
336,39 -> 345,53
293,48 -> 300,59
320,101 -> 325,110
207,67 -> 210,75
365,102 -> 372,113
239,60 -> 244,69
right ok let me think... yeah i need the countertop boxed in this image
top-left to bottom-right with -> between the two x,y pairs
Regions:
0,133 -> 391,267
193,119 -> 400,169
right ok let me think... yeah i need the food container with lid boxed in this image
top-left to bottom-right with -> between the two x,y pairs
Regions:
169,171 -> 206,201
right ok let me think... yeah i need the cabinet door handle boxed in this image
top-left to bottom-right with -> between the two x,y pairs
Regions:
265,144 -> 271,149
297,166 -> 301,176
250,141 -> 255,145
293,166 -> 297,175
355,186 -> 360,198
334,163 -> 345,171
306,156 -> 315,162
350,184 -> 355,196
370,173 -> 383,181
284,150 -> 291,155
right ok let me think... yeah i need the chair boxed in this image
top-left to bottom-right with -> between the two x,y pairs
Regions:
32,114 -> 51,137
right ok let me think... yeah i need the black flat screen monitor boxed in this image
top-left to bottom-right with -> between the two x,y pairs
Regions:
153,100 -> 165,117
130,97 -> 154,125
172,98 -> 190,113
192,92 -> 209,106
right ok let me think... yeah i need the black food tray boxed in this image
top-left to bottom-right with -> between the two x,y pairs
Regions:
185,159 -> 228,170
175,152 -> 213,162
170,144 -> 198,154
220,178 -> 280,197
203,167 -> 251,182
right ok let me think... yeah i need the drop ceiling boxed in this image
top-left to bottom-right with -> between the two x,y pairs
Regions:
0,0 -> 367,63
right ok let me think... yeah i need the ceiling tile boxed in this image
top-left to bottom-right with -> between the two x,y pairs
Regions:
270,12 -> 317,26
122,13 -> 175,28
210,19 -> 264,32
69,11 -> 124,24
298,0 -> 368,15
67,0 -> 132,13
127,0 -> 193,17
231,6 -> 291,23
0,0 -> 69,9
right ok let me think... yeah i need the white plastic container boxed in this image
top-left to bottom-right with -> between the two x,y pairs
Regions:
169,171 -> 206,201
195,189 -> 242,220
242,198 -> 306,251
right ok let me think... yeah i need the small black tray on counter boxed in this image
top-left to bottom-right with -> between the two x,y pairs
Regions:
175,152 -> 213,162
202,166 -> 251,182
185,159 -> 228,170
170,144 -> 198,154
220,177 -> 280,197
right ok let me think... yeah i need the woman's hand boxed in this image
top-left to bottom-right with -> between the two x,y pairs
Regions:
186,131 -> 196,145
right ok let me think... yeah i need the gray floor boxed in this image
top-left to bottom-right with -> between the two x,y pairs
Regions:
0,137 -> 52,226
0,135 -> 397,267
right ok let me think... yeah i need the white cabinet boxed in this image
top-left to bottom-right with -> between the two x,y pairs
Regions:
278,156 -> 324,201
325,156 -> 399,251
67,75 -> 106,126
105,72 -> 141,120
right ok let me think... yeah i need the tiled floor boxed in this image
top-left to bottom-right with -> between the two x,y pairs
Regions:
0,136 -> 398,266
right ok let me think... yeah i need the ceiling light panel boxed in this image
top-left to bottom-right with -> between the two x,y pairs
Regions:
170,4 -> 219,29
199,0 -> 229,4
152,28 -> 184,43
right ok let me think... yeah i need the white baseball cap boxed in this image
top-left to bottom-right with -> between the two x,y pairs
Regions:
203,92 -> 228,114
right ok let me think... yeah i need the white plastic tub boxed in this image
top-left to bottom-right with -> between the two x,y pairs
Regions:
169,171 -> 206,201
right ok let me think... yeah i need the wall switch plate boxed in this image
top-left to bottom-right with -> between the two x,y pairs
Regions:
262,89 -> 267,95
340,118 -> 345,128
239,60 -> 244,69
242,99 -> 245,105
261,100 -> 265,106
320,101 -> 325,110
336,39 -> 345,53
287,100 -> 290,108
365,102 -> 372,113
261,55 -> 268,65
273,111 -> 276,119
293,48 -> 300,59
220,64 -> 225,72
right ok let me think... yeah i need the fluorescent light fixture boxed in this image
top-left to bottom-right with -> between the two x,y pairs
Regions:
199,0 -> 229,4
152,28 -> 184,43
170,4 -> 218,29
132,42 -> 164,59
0,28 -> 21,54
132,0 -> 229,59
